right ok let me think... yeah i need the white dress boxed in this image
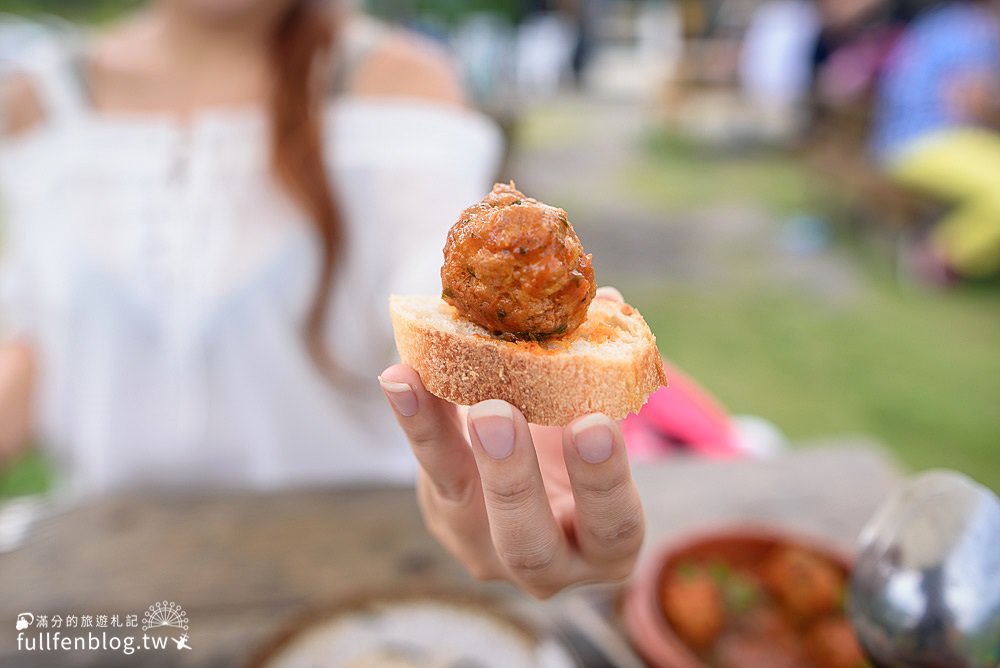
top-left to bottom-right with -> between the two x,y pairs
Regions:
0,36 -> 504,494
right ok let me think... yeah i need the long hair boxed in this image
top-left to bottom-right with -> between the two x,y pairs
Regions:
269,1 -> 343,369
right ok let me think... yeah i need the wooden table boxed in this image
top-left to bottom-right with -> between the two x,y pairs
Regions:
0,443 -> 902,667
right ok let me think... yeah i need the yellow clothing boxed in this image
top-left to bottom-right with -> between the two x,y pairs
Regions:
889,128 -> 1000,277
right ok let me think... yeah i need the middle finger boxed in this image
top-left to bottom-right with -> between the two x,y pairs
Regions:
467,400 -> 570,597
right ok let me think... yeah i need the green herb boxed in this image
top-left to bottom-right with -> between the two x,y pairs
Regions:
500,328 -> 567,342
442,287 -> 454,299
722,574 -> 761,614
465,266 -> 476,278
708,560 -> 731,585
497,308 -> 506,321
677,561 -> 699,582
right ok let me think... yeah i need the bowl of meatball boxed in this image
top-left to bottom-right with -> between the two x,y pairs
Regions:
621,528 -> 871,668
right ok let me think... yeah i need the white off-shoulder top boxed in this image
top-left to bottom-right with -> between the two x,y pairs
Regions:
0,36 -> 504,494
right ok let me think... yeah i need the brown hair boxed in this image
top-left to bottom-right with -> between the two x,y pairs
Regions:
269,0 -> 342,368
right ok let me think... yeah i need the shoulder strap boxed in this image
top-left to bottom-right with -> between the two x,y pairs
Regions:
329,15 -> 390,95
16,31 -> 90,125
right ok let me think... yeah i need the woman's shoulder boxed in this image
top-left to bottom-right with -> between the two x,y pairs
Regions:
0,16 -> 140,137
342,15 -> 466,108
330,16 -> 502,159
0,74 -> 45,137
1,17 -> 83,136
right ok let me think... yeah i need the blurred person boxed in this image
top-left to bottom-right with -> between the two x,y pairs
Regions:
739,0 -> 820,142
566,0 -> 603,87
451,13 -> 516,109
810,0 -> 903,109
871,0 -> 1000,279
515,9 -> 575,95
636,0 -> 683,98
0,0 -> 646,597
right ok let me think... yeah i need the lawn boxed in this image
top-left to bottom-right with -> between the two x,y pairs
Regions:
621,130 -> 831,217
627,280 -> 1000,492
615,127 -> 1000,492
0,449 -> 51,498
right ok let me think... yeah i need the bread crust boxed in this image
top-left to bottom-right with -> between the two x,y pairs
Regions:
390,296 -> 667,426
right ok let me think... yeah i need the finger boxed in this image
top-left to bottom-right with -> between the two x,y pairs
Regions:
595,286 -> 624,303
380,366 -> 501,577
467,400 -> 570,596
563,413 -> 645,575
378,364 -> 477,504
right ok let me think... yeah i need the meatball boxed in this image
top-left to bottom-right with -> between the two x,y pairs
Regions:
806,618 -> 870,668
762,548 -> 845,622
441,182 -> 596,338
661,566 -> 725,650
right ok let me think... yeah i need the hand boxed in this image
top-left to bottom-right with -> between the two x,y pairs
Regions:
943,73 -> 1000,124
378,287 -> 645,598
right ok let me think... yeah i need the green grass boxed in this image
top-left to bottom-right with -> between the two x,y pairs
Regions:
622,129 -> 840,217
3,0 -> 523,25
604,125 -> 1000,492
627,279 -> 1000,492
1,0 -> 141,23
0,449 -> 52,498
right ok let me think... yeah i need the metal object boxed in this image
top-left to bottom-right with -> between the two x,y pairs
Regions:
850,470 -> 1000,667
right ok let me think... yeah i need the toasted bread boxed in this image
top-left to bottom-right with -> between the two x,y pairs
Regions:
389,294 -> 667,426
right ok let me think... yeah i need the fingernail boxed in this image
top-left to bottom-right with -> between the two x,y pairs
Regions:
470,400 -> 514,460
572,414 -> 614,464
378,375 -> 418,417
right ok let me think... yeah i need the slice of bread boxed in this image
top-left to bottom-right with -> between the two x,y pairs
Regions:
389,294 -> 668,426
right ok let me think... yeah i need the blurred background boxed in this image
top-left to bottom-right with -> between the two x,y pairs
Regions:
1,0 -> 998,496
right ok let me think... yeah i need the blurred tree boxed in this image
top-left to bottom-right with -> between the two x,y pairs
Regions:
2,0 -> 530,25
1,0 -> 142,23
364,0 -> 525,25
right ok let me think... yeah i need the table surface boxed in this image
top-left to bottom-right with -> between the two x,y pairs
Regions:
0,442 -> 902,667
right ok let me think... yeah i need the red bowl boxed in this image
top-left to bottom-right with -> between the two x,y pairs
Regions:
620,526 -> 853,668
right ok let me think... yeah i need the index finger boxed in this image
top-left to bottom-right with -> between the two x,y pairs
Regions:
379,364 -> 477,502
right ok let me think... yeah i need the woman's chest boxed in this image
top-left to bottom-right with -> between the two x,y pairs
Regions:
4,120 -> 329,335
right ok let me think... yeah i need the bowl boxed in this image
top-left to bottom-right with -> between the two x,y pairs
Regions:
621,526 -> 854,668
246,589 -> 579,668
